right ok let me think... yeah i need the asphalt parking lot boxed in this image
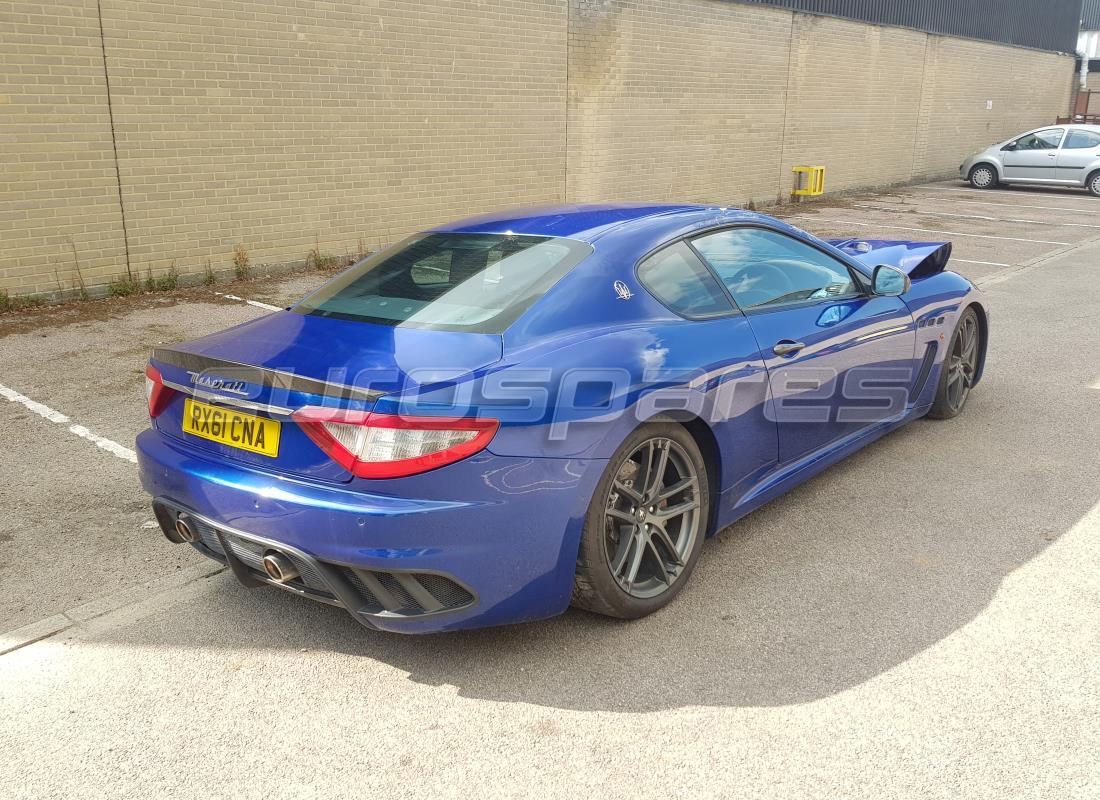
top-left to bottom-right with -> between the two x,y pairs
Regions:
2,180 -> 1098,799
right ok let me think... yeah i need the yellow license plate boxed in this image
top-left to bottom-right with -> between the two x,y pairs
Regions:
182,398 -> 280,457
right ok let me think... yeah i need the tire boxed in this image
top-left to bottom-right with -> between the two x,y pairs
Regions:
968,164 -> 998,190
928,307 -> 981,420
571,421 -> 710,619
1087,171 -> 1100,198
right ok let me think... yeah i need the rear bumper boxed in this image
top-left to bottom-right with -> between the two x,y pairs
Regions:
136,429 -> 604,633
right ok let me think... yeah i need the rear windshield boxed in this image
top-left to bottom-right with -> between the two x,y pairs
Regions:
293,233 -> 592,332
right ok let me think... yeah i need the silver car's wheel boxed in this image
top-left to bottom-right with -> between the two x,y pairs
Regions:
1088,171 -> 1100,198
969,165 -> 997,190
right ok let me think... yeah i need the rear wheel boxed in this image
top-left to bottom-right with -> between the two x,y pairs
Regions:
571,422 -> 709,619
1087,171 -> 1100,198
929,307 -> 981,420
968,164 -> 998,190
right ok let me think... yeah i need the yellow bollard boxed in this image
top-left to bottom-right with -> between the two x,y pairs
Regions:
792,165 -> 826,197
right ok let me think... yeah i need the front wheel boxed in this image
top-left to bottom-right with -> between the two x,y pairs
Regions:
968,164 -> 998,190
929,307 -> 981,420
571,422 -> 709,619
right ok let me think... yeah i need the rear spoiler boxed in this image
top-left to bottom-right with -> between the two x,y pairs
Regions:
827,239 -> 952,280
151,347 -> 384,403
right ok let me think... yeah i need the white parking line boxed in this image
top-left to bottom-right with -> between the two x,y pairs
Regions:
849,204 -> 1100,230
0,383 -> 138,463
791,216 -> 1071,246
912,187 -> 1100,214
219,293 -> 281,312
0,382 -> 235,655
974,230 -> 1100,287
954,259 -> 1011,268
0,383 -> 235,654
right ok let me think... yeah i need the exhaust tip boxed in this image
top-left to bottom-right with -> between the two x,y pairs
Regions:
262,551 -> 299,583
174,516 -> 198,543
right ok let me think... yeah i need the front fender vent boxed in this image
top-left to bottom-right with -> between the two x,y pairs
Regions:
909,341 -> 939,403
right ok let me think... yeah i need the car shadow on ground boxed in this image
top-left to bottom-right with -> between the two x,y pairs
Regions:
86,385 -> 1099,712
75,260 -> 1100,712
958,182 -> 1096,200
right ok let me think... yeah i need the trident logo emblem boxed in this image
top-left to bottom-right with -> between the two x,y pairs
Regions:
613,280 -> 633,300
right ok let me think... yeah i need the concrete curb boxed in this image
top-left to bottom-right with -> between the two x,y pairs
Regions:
0,562 -> 226,656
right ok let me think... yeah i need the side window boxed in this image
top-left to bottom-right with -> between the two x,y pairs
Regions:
691,228 -> 860,311
636,242 -> 734,318
1015,129 -> 1064,150
1063,130 -> 1100,150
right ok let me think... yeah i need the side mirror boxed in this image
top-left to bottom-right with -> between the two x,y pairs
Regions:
1001,141 -> 1018,152
872,264 -> 910,297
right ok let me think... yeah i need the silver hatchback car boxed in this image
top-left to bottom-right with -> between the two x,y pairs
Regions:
959,124 -> 1100,196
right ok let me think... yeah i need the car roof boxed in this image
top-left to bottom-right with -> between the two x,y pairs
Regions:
1022,123 -> 1100,132
429,202 -> 778,243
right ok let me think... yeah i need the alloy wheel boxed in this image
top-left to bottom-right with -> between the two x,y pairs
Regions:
946,314 -> 979,412
603,437 -> 702,599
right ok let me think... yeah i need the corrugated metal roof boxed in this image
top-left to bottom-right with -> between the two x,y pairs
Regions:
1083,0 -> 1100,31
730,0 -> 1083,53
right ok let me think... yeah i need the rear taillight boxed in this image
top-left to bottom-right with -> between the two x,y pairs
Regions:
145,363 -> 175,418
292,407 -> 499,479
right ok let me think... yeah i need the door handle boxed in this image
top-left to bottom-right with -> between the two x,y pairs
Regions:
773,340 -> 806,357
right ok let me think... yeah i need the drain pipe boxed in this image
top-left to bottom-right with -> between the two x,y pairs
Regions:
1080,50 -> 1089,92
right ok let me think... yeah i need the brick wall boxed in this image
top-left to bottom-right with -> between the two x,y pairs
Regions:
566,0 -> 792,206
910,36 -> 1074,179
1,2 -> 129,297
778,14 -> 927,197
0,0 -> 1076,298
101,0 -> 568,292
1085,72 -> 1100,113
567,1 -> 1074,204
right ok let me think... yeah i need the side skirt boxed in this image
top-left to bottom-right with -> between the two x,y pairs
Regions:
714,404 -> 930,532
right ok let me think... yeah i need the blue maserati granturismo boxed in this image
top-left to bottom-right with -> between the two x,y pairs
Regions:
137,203 -> 987,632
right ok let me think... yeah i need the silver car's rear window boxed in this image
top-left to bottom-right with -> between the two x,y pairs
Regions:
293,233 -> 592,333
